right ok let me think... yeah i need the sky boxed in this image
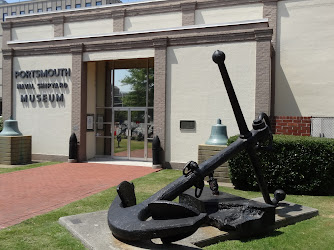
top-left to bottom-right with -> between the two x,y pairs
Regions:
5,0 -> 151,3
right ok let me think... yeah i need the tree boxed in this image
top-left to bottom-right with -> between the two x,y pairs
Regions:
120,68 -> 154,108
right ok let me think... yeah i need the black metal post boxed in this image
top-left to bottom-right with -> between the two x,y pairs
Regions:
152,136 -> 161,165
69,133 -> 78,163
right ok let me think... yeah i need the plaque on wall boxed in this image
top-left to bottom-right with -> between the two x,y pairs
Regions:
180,120 -> 196,130
87,114 -> 94,131
97,115 -> 104,130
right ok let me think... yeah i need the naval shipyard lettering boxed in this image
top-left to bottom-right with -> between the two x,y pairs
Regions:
15,68 -> 71,104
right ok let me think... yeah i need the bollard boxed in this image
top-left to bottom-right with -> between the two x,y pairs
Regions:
68,133 -> 78,163
152,136 -> 161,168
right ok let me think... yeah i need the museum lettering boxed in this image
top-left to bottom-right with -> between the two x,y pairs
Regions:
21,94 -> 64,103
17,82 -> 68,103
16,68 -> 71,104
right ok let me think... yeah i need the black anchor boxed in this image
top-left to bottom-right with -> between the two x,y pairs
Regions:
107,50 -> 286,243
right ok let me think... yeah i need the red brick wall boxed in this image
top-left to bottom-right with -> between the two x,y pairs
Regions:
271,116 -> 311,136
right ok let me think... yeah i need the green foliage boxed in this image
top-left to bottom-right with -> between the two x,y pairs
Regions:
0,116 -> 3,132
228,134 -> 334,195
121,68 -> 154,108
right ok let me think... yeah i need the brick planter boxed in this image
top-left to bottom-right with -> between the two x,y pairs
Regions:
0,136 -> 32,165
198,144 -> 230,183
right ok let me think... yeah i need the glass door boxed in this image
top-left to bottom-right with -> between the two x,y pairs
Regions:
113,110 -> 129,159
96,58 -> 154,161
130,110 -> 146,160
113,108 -> 148,160
147,108 -> 154,159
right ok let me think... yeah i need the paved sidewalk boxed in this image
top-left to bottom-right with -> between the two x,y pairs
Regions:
0,162 -> 158,229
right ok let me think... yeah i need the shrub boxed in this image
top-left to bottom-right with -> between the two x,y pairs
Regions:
228,134 -> 334,195
0,116 -> 3,132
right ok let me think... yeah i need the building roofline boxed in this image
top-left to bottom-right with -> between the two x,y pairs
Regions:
7,18 -> 269,45
4,0 -> 165,18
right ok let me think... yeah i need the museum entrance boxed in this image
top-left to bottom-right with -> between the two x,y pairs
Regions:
95,58 -> 154,161
113,108 -> 153,160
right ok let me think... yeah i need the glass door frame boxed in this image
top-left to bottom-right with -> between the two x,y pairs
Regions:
112,107 -> 149,161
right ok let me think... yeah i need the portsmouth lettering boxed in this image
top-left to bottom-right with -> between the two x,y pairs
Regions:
15,68 -> 71,79
16,68 -> 70,107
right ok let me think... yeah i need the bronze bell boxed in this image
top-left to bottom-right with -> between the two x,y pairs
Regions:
205,119 -> 228,145
0,117 -> 23,136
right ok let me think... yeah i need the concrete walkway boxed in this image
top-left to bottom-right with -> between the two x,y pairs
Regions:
0,162 -> 158,229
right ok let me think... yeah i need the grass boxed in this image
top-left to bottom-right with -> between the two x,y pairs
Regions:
0,162 -> 61,174
206,188 -> 334,250
0,168 -> 333,249
114,138 -> 152,153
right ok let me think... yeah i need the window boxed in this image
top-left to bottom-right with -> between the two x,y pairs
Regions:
56,6 -> 62,10
37,9 -> 43,12
75,4 -> 81,8
85,2 -> 91,7
20,11 -> 25,15
3,13 -> 7,21
11,12 -> 16,16
46,7 -> 52,12
66,5 -> 71,9
96,1 -> 102,6
29,10 -> 34,14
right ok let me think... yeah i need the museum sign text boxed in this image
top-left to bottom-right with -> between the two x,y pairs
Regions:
15,68 -> 71,104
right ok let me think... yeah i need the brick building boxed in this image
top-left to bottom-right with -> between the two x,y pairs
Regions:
1,0 -> 333,167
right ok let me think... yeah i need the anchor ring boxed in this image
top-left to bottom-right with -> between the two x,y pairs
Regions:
183,161 -> 199,176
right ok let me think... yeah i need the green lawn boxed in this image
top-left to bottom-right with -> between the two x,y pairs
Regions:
0,169 -> 333,249
114,138 -> 152,153
0,162 -> 61,174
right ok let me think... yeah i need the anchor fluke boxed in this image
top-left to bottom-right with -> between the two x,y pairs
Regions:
117,181 -> 136,207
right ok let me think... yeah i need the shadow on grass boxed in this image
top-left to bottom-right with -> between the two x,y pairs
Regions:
239,229 -> 283,243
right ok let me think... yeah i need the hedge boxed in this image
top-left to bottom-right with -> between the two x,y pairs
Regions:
227,134 -> 334,195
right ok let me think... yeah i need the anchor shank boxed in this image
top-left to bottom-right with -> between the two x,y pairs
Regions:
246,144 -> 273,205
213,50 -> 251,138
